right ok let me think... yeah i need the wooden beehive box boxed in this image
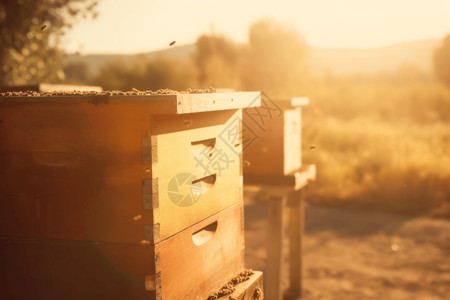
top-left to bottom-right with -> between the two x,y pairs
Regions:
0,92 -> 260,243
0,203 -> 245,299
243,97 -> 308,176
0,91 -> 260,299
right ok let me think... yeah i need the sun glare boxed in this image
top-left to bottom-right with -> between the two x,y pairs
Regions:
64,0 -> 450,54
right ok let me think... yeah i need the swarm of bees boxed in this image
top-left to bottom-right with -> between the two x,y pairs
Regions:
254,287 -> 263,299
0,88 -> 217,97
207,269 -> 254,300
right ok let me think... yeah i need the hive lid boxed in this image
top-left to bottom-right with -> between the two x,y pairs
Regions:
0,83 -> 103,93
275,96 -> 309,109
0,91 -> 262,114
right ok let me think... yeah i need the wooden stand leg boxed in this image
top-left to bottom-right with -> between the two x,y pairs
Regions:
265,195 -> 285,300
286,189 -> 304,299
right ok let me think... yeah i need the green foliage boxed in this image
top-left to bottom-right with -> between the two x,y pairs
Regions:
433,34 -> 450,87
0,0 -> 98,85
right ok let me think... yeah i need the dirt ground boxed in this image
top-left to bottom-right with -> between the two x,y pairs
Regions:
244,197 -> 450,300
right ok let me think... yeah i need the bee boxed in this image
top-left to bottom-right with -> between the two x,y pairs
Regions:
309,145 -> 317,150
169,41 -> 176,46
41,24 -> 47,31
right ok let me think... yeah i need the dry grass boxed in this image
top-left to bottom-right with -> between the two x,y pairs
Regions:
302,80 -> 450,217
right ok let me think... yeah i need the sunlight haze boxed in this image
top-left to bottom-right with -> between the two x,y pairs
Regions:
64,0 -> 450,54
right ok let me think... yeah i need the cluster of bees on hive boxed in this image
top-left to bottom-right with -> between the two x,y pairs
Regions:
207,269 -> 258,300
0,88 -> 217,97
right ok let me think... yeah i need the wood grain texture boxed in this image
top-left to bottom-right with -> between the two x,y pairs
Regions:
0,92 -> 261,115
0,101 -> 151,243
0,203 -> 245,300
0,99 -> 245,244
0,237 -> 157,300
286,190 -> 305,299
265,196 -> 286,300
176,92 -> 261,114
243,105 -> 302,176
155,202 -> 245,300
152,109 -> 243,242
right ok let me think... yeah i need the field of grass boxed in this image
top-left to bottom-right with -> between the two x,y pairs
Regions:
302,79 -> 450,217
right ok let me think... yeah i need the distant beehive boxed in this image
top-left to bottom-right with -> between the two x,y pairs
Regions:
0,83 -> 103,93
243,96 -> 309,177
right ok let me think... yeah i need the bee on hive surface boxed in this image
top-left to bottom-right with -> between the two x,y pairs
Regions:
169,40 -> 176,46
41,24 -> 47,31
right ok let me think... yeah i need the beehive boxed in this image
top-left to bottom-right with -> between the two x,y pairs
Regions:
243,97 -> 308,177
0,203 -> 245,299
0,91 -> 261,299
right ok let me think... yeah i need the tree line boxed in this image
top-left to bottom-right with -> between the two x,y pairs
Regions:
2,0 -> 450,95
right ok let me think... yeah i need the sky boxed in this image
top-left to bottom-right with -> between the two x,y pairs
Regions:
64,0 -> 450,55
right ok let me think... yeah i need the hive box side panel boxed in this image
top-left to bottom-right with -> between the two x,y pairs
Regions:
283,108 -> 302,175
243,107 -> 302,176
152,110 -> 243,241
0,238 -> 156,300
242,111 -> 284,175
176,92 -> 261,114
156,202 -> 245,300
0,101 -> 154,244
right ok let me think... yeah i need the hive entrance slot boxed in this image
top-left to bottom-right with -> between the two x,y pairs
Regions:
191,138 -> 216,157
192,221 -> 218,246
191,174 -> 216,196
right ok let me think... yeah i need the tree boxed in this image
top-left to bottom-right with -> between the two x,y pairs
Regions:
194,34 -> 241,88
0,0 -> 98,85
241,20 -> 308,97
433,34 -> 450,87
92,56 -> 198,91
63,60 -> 91,84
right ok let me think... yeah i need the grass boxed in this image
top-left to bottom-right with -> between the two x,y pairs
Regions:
302,79 -> 450,217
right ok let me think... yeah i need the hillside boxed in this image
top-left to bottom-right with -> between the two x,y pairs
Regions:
64,38 -> 440,77
308,38 -> 440,75
64,44 -> 196,76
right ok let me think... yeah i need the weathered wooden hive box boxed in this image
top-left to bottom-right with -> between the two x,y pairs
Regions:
0,91 -> 261,300
243,97 -> 308,178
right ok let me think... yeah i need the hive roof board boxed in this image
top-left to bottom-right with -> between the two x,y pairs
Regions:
0,91 -> 261,114
0,83 -> 103,93
275,96 -> 309,109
